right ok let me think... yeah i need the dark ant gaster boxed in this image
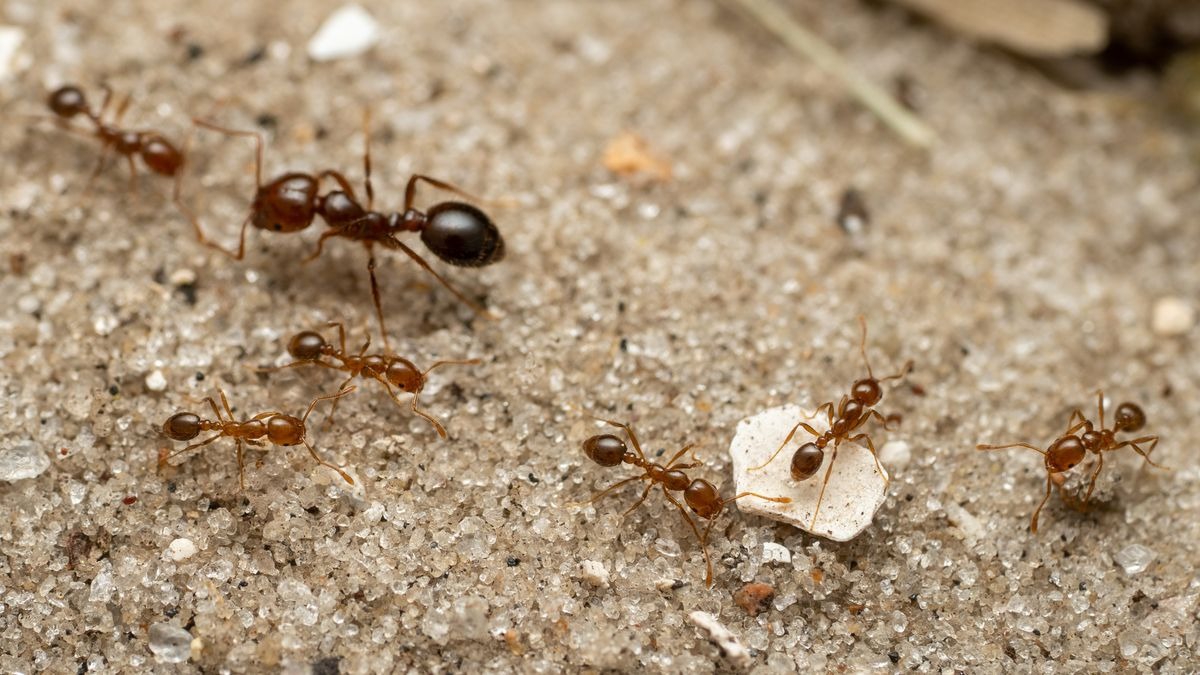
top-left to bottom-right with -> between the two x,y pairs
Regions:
160,387 -> 356,488
580,419 -> 790,587
258,321 -> 477,437
751,316 -> 912,529
977,391 -> 1164,533
45,84 -> 185,191
176,111 -> 504,351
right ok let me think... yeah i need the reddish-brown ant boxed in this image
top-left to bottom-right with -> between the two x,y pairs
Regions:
44,84 -> 185,190
750,316 -> 912,528
580,419 -> 790,587
176,111 -> 504,351
257,321 -> 477,438
977,391 -> 1164,533
160,387 -> 356,488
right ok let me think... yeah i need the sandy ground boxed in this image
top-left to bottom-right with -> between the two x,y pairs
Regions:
1,0 -> 1198,672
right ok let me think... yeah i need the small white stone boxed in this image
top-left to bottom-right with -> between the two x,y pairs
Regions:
307,5 -> 380,62
1114,543 -> 1156,576
1152,297 -> 1194,336
168,268 -> 196,286
761,542 -> 792,565
728,404 -> 889,541
688,611 -> 752,669
165,538 -> 198,562
580,560 -> 609,587
148,623 -> 193,664
879,439 -> 911,468
0,441 -> 50,481
145,370 -> 168,392
0,26 -> 28,81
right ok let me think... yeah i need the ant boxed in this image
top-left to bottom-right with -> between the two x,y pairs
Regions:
580,419 -> 790,587
177,111 -> 504,352
44,84 -> 185,191
750,316 -> 912,529
257,321 -> 477,438
977,391 -> 1164,533
160,387 -> 356,488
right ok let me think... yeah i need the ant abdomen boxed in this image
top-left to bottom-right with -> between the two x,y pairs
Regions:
421,202 -> 505,267
790,442 -> 824,480
253,173 -> 320,232
163,412 -> 202,441
48,85 -> 88,118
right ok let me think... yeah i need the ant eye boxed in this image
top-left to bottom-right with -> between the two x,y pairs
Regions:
421,202 -> 505,267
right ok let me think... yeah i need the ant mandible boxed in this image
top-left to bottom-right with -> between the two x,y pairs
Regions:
160,386 -> 356,488
176,111 -> 504,352
580,418 -> 790,587
977,391 -> 1164,533
258,321 -> 478,438
45,84 -> 185,190
750,316 -> 912,529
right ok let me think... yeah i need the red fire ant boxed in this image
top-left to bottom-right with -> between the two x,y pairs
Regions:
751,317 -> 912,529
175,111 -> 504,351
258,321 -> 477,437
977,391 -> 1164,533
580,419 -> 790,587
160,387 -> 356,487
44,84 -> 185,190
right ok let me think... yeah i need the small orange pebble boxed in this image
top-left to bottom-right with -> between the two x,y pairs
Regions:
811,568 -> 825,584
733,582 -> 776,617
602,131 -> 672,181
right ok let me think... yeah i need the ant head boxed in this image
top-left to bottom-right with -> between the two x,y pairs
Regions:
1047,436 -> 1086,473
385,359 -> 423,392
163,412 -> 201,441
139,134 -> 184,177
790,442 -> 824,480
850,378 -> 882,406
683,479 -> 722,519
420,202 -> 505,267
48,85 -> 87,118
288,331 -> 328,360
252,173 -> 319,233
582,434 -> 626,467
1113,402 -> 1146,432
266,415 -> 304,446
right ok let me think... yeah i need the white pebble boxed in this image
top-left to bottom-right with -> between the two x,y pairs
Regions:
168,268 -> 196,286
165,538 -> 198,562
148,623 -> 193,664
728,404 -> 889,541
761,542 -> 792,565
688,611 -> 752,669
879,439 -> 911,468
145,370 -> 168,392
0,26 -> 28,81
307,5 -> 380,62
1152,297 -> 1194,336
1114,543 -> 1157,576
579,560 -> 610,587
0,441 -> 49,481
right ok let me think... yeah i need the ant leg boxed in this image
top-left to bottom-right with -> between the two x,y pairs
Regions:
864,409 -> 896,430
364,247 -> 393,354
1063,409 -> 1088,436
807,401 -> 835,422
326,321 -> 348,354
376,378 -> 446,437
322,374 -> 357,428
664,443 -> 697,469
302,231 -> 340,264
581,474 -> 647,506
196,396 -> 224,423
217,389 -> 236,420
382,236 -> 496,319
1118,436 -> 1166,469
362,108 -> 374,210
622,481 -> 655,517
809,445 -> 840,529
750,421 -> 803,471
81,146 -> 115,197
1030,473 -> 1054,534
160,433 -> 223,466
725,492 -> 791,506
124,155 -> 139,197
193,119 -> 265,186
302,385 -> 357,423
661,487 -> 713,587
592,418 -> 648,462
302,440 -> 355,485
1096,390 -> 1105,429
236,440 -> 246,490
976,441 -> 1047,456
113,92 -> 132,125
404,174 -> 486,211
422,358 -> 481,377
253,360 -> 337,375
315,169 -> 358,201
1083,452 -> 1104,503
848,433 -> 887,483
